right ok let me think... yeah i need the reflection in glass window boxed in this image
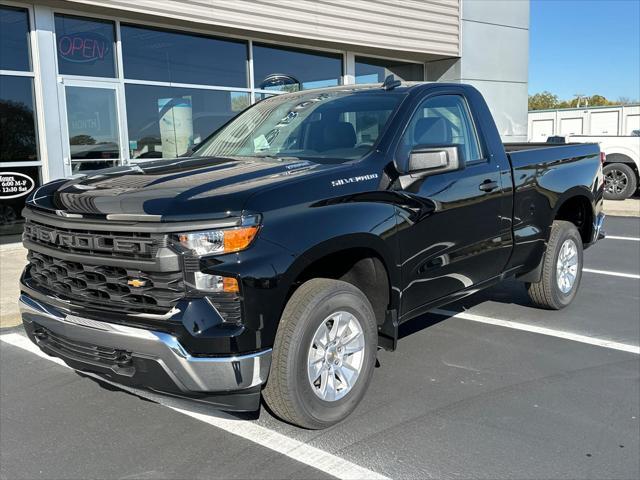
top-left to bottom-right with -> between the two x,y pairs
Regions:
125,84 -> 250,159
0,5 -> 31,72
71,160 -> 118,173
256,93 -> 277,101
0,76 -> 38,162
55,15 -> 116,78
253,44 -> 342,92
65,86 -> 120,162
355,56 -> 423,84
121,25 -> 248,86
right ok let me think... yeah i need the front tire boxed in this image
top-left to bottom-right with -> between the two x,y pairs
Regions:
526,220 -> 583,310
603,163 -> 637,200
263,278 -> 377,429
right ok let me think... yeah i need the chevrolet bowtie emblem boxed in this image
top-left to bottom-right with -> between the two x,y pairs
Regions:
127,278 -> 147,288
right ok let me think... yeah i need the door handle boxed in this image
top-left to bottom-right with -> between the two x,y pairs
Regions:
478,180 -> 499,192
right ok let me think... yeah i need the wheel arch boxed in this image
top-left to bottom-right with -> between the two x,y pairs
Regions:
603,147 -> 639,168
604,153 -> 640,183
551,190 -> 595,246
282,233 -> 399,329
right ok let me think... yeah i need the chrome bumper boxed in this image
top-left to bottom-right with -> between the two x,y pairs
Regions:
19,294 -> 271,394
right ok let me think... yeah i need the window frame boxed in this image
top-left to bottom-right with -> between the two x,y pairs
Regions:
0,1 -> 45,237
354,55 -> 424,84
252,42 -> 344,93
394,91 -> 486,172
53,13 -> 118,79
119,22 -> 250,88
0,1 -> 44,170
46,4 -> 429,168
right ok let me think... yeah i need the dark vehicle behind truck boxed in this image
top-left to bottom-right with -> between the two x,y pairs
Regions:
20,81 -> 604,428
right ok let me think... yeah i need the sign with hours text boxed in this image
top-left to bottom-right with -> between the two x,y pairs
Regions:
0,172 -> 35,199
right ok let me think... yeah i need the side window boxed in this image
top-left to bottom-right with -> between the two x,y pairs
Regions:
397,94 -> 483,167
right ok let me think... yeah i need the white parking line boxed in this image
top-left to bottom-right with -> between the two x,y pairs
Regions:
0,332 -> 389,480
605,235 -> 640,242
583,268 -> 640,279
432,309 -> 640,355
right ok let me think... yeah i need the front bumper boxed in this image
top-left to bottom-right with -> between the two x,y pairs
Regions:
20,294 -> 271,411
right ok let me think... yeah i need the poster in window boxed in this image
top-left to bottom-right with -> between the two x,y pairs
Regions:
158,96 -> 193,158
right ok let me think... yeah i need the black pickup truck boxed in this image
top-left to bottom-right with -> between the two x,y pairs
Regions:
20,81 -> 605,429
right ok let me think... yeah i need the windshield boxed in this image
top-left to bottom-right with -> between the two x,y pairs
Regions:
192,89 -> 404,162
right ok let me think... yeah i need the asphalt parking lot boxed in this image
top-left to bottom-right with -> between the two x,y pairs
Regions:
1,216 -> 638,480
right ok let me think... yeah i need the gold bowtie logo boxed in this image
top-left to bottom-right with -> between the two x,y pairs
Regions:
127,278 -> 147,288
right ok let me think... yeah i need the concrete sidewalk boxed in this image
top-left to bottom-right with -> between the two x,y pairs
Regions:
603,198 -> 640,217
0,242 -> 27,328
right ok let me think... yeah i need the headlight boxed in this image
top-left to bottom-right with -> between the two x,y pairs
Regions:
173,225 -> 259,256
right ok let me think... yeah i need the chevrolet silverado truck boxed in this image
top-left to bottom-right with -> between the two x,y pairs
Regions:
20,81 -> 605,429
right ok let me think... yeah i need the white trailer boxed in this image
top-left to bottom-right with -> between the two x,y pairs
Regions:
528,104 -> 640,140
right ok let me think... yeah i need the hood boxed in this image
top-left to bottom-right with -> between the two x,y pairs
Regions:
29,156 -> 348,221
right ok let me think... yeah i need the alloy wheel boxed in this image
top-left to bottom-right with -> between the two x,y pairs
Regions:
605,169 -> 629,195
556,238 -> 579,294
307,311 -> 365,402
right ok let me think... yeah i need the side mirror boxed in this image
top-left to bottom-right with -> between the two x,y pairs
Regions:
408,146 -> 462,177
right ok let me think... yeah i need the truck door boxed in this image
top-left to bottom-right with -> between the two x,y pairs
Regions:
394,92 -> 512,317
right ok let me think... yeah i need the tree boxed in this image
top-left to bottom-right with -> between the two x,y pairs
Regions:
529,92 -> 638,110
587,94 -> 609,106
528,91 -> 559,110
69,134 -> 96,145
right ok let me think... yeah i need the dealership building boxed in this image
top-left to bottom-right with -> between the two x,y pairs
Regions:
0,0 -> 529,235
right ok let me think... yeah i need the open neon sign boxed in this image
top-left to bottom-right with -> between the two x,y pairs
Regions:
58,32 -> 110,63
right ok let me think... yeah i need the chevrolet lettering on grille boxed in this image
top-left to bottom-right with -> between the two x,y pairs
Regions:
24,223 -> 154,255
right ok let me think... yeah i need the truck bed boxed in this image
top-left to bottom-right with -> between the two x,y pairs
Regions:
504,142 -> 601,168
503,142 -> 597,152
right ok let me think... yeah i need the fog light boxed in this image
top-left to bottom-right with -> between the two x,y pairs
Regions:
194,272 -> 239,293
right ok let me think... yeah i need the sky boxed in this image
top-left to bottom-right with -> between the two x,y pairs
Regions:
529,0 -> 640,101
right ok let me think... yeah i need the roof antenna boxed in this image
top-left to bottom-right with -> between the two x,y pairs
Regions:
382,74 -> 401,91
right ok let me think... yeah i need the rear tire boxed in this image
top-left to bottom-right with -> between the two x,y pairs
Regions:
263,278 -> 377,429
526,220 -> 583,310
603,163 -> 637,200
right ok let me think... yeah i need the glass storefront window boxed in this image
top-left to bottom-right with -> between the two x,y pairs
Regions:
355,56 -> 424,84
121,25 -> 248,87
0,5 -> 31,72
55,14 -> 116,78
0,75 -> 38,162
65,86 -> 120,162
125,84 -> 250,159
0,166 -> 40,235
253,44 -> 342,92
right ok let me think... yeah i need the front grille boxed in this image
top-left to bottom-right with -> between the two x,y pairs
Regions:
209,293 -> 242,324
23,219 -> 160,260
33,325 -> 134,374
27,251 -> 184,314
